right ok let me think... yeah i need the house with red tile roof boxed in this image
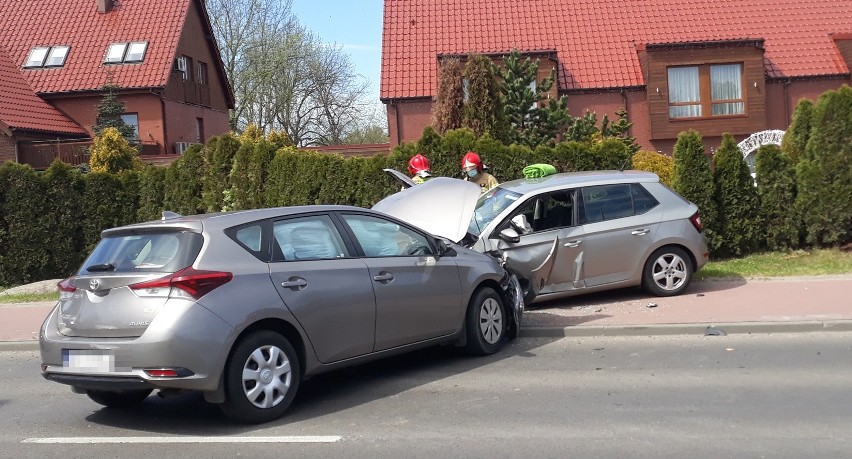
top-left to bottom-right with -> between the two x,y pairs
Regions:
381,0 -> 852,154
0,0 -> 234,167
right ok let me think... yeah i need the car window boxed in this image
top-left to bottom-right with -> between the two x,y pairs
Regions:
273,215 -> 349,261
580,184 -> 634,223
342,214 -> 435,257
506,191 -> 575,234
631,184 -> 659,214
469,186 -> 523,236
235,225 -> 263,251
80,231 -> 202,274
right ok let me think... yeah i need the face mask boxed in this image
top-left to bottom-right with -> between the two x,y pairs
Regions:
466,169 -> 478,178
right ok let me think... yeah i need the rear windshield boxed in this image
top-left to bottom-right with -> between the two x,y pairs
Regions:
77,231 -> 203,275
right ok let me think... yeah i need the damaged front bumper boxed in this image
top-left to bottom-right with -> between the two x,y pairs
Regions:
501,273 -> 525,338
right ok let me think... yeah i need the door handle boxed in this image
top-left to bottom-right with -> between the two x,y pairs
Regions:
280,278 -> 307,290
564,240 -> 581,247
372,272 -> 394,283
631,228 -> 650,236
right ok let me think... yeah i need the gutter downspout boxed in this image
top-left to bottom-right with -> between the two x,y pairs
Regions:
783,79 -> 792,123
390,99 -> 402,146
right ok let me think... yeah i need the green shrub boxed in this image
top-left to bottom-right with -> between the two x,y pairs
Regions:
755,145 -> 800,250
82,172 -> 131,252
41,161 -> 86,278
163,144 -> 205,215
632,150 -> 674,187
0,163 -> 50,284
672,130 -> 718,252
712,133 -> 761,258
137,165 -> 167,221
201,134 -> 241,212
780,98 -> 814,163
798,85 -> 852,246
88,127 -> 142,173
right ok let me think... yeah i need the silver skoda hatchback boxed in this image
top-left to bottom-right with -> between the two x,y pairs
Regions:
40,201 -> 523,424
376,171 -> 709,303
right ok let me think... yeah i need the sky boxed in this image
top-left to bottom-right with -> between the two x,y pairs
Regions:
290,1 -> 384,104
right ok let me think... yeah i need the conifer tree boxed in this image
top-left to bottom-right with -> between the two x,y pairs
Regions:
780,98 -> 814,163
712,133 -> 761,257
755,144 -> 799,250
797,85 -> 852,246
432,58 -> 464,134
462,54 -> 505,141
93,84 -> 137,141
672,130 -> 718,251
500,49 -> 562,147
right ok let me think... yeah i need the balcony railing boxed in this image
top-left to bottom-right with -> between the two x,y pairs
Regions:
17,139 -> 165,170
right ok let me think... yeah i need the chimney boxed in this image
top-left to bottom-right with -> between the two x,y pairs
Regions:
97,0 -> 114,13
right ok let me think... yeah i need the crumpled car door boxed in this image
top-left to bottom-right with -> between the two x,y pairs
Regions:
493,234 -> 558,301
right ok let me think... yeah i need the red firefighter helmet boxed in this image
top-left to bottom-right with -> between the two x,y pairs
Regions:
461,151 -> 483,173
408,153 -> 431,176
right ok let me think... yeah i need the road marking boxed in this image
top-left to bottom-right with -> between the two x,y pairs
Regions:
22,436 -> 342,444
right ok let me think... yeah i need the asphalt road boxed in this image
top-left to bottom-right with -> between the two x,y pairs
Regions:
2,333 -> 851,458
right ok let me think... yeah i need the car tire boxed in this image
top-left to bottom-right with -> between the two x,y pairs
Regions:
465,287 -> 506,355
642,246 -> 693,297
86,389 -> 152,408
219,330 -> 301,424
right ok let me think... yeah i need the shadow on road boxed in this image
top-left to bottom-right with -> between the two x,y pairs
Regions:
84,336 -> 560,433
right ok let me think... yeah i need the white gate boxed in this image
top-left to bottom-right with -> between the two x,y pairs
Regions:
736,130 -> 785,178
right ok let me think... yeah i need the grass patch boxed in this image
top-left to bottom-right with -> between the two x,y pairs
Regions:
0,292 -> 58,303
695,248 -> 852,280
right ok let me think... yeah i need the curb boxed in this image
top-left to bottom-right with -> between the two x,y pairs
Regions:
4,320 -> 852,352
518,319 -> 852,338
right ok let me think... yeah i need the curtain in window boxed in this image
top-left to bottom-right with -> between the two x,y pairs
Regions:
667,67 -> 701,118
711,64 -> 744,115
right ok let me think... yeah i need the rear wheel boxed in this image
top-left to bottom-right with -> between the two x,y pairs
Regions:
464,287 -> 506,355
219,330 -> 300,424
86,389 -> 152,408
643,246 -> 693,296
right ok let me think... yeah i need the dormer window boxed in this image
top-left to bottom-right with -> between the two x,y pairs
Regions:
105,41 -> 148,64
24,45 -> 70,68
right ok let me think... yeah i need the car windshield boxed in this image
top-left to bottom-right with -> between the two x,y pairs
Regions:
468,186 -> 523,236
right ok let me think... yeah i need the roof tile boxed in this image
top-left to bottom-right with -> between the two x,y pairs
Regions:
0,0 -> 190,94
0,48 -> 86,135
382,0 -> 852,99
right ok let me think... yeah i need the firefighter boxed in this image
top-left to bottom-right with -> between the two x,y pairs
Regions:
461,151 -> 498,194
408,153 -> 432,184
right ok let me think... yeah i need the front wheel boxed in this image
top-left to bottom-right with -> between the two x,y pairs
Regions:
219,330 -> 301,424
465,287 -> 506,355
642,246 -> 693,297
86,389 -> 152,408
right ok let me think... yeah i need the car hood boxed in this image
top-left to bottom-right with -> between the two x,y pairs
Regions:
372,177 -> 481,242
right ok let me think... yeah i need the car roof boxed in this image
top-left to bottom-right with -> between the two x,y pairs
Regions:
497,170 -> 659,195
102,205 -> 370,236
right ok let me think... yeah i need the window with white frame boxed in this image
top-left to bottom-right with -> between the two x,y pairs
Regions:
104,41 -> 148,64
667,63 -> 744,119
120,113 -> 139,140
24,45 -> 70,68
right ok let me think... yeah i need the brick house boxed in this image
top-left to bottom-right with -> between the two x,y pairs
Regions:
0,0 -> 234,168
380,0 -> 852,153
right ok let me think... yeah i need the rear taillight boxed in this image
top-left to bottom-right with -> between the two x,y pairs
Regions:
57,278 -> 76,301
130,267 -> 233,300
689,212 -> 703,232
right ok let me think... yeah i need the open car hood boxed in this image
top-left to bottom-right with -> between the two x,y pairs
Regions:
372,177 -> 481,243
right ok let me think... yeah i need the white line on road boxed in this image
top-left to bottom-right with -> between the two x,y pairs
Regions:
21,436 -> 343,444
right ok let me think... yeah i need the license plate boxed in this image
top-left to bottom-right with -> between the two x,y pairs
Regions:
62,349 -> 114,372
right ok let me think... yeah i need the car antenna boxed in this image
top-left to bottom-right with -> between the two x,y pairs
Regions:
619,157 -> 630,172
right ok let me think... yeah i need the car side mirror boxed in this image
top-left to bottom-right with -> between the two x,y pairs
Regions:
498,227 -> 520,243
435,239 -> 456,257
510,214 -> 532,234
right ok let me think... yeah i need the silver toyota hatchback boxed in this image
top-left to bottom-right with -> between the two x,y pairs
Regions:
376,171 -> 709,303
39,202 -> 523,423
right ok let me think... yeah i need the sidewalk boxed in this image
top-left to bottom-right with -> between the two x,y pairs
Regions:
2,276 -> 851,351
